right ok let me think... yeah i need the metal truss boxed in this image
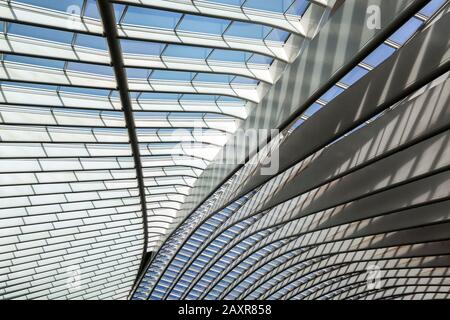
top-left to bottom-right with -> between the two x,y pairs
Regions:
132,0 -> 450,301
0,0 -> 331,300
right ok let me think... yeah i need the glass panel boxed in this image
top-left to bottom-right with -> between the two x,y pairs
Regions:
68,62 -> 114,76
208,49 -> 253,63
206,0 -> 245,7
225,22 -> 272,40
194,73 -> 234,83
389,17 -> 422,45
121,6 -> 182,29
362,44 -> 396,67
84,0 -> 101,19
150,70 -> 195,81
177,15 -> 230,35
14,0 -> 84,12
4,55 -> 65,69
419,0 -> 445,17
319,86 -> 344,102
303,103 -> 322,117
244,0 -> 295,13
75,34 -> 108,50
121,39 -> 165,55
339,66 -> 369,86
138,92 -> 182,100
7,23 -> 73,44
163,45 -> 212,60
265,29 -> 290,42
286,0 -> 310,16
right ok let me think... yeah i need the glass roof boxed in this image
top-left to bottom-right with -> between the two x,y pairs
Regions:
131,0 -> 448,300
0,0 -> 320,300
3,0 -> 445,301
289,0 -> 445,131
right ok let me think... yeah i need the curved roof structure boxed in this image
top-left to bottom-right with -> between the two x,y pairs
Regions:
132,0 -> 450,300
1,0 -> 449,301
0,0 -> 334,299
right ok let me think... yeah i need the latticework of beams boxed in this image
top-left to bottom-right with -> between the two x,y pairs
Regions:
0,0 -> 331,300
132,0 -> 450,300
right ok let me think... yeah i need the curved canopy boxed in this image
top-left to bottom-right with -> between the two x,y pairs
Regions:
0,0 -> 331,299
132,0 -> 450,301
1,0 -> 448,301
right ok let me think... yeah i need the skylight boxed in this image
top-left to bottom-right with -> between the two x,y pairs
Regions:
0,0 -> 327,300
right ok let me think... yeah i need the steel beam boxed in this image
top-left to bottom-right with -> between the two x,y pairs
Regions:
96,0 -> 149,279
